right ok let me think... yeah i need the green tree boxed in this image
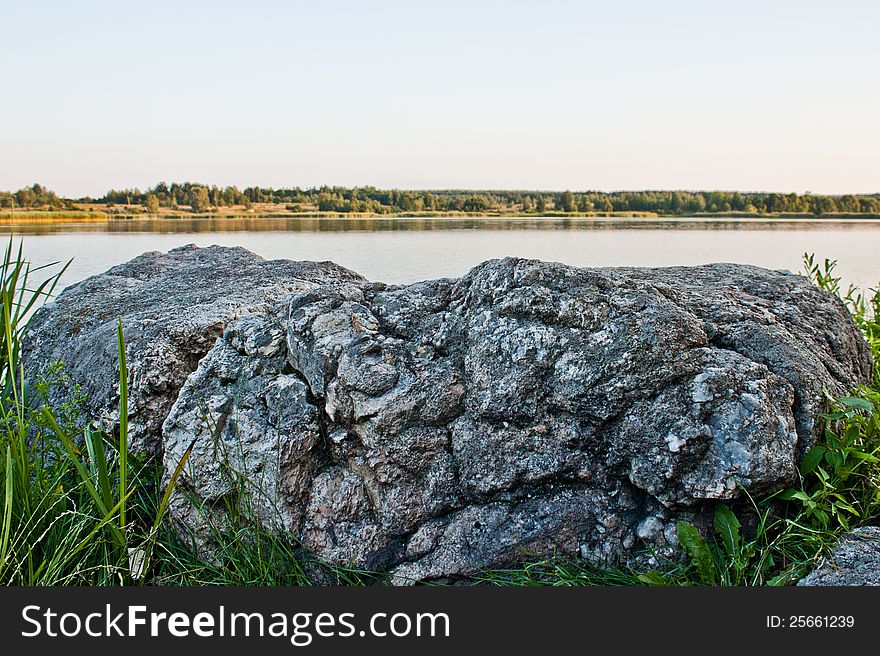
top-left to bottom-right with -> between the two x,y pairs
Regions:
189,186 -> 210,213
560,190 -> 577,213
15,187 -> 35,208
535,195 -> 546,213
144,194 -> 160,214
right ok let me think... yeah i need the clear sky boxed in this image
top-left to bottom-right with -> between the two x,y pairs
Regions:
1,0 -> 878,197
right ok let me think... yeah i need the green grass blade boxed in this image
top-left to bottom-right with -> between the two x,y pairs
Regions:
117,319 -> 128,534
87,428 -> 113,511
64,488 -> 137,569
41,407 -> 126,548
138,438 -> 196,583
1,445 -> 13,567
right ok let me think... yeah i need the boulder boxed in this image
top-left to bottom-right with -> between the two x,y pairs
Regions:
22,246 -> 873,582
798,526 -> 880,586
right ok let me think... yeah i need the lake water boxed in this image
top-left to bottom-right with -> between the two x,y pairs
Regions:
3,216 -> 880,293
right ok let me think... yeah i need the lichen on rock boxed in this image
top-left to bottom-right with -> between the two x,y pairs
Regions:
798,526 -> 880,586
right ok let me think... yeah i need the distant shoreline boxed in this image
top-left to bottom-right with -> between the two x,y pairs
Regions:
3,209 -> 880,225
6,185 -> 880,221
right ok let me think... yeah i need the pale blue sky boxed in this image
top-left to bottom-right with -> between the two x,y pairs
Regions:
1,0 -> 878,196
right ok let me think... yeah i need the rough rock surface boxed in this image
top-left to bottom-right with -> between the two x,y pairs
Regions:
798,526 -> 880,586
23,245 -> 362,457
23,246 -> 872,582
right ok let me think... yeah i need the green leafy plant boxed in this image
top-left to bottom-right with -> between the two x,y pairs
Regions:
673,503 -> 772,586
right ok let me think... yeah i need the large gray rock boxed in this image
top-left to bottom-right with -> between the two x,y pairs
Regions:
23,246 -> 873,582
798,526 -> 880,586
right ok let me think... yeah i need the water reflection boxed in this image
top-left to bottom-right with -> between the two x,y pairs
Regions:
2,216 -> 879,235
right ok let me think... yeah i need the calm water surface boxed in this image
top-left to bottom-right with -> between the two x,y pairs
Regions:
3,216 -> 879,293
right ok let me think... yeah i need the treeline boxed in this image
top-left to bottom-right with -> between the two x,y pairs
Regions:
4,183 -> 880,216
0,184 -> 73,210
96,184 -> 493,214
99,182 -> 252,213
97,184 -> 880,216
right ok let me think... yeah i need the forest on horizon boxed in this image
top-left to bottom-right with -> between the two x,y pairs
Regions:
3,182 -> 880,217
